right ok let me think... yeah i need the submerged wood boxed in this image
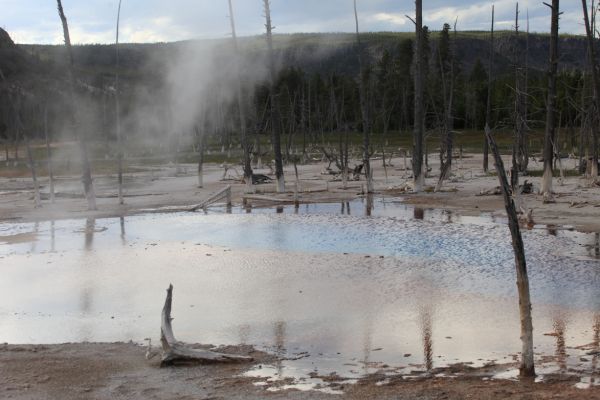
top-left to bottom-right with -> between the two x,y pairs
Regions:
160,284 -> 252,366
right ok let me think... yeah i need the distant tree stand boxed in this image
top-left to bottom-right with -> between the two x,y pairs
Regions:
160,285 -> 252,366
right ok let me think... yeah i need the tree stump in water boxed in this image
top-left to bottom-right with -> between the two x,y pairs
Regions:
160,284 -> 253,366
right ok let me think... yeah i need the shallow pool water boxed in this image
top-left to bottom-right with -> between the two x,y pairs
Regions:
0,197 -> 599,390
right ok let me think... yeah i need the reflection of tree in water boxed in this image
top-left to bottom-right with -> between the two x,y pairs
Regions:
341,201 -> 351,215
419,305 -> 434,372
31,222 -> 39,252
50,220 -> 55,252
120,216 -> 126,246
552,314 -> 567,372
274,321 -> 286,378
238,324 -> 250,345
84,217 -> 95,250
592,314 -> 600,385
365,194 -> 374,217
413,208 -> 424,220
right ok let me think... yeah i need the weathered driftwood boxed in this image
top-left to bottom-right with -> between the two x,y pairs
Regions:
160,284 -> 252,366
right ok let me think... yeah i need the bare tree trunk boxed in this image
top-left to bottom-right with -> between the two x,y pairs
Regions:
541,0 -> 560,199
263,0 -> 285,193
582,0 -> 600,179
228,0 -> 253,193
195,126 -> 205,188
486,130 -> 535,378
514,3 -> 528,176
413,0 -> 425,192
25,134 -> 41,208
56,0 -> 97,210
436,19 -> 457,192
115,0 -> 124,204
160,285 -> 252,365
44,103 -> 55,203
354,0 -> 373,193
484,6 -> 495,174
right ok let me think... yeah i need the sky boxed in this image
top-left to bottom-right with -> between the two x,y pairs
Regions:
0,0 -> 589,45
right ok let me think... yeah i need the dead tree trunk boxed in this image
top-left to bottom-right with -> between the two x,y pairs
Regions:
354,0 -> 373,193
412,0 -> 425,192
486,131 -> 535,378
43,103 -> 55,203
160,285 -> 252,366
228,0 -> 254,193
484,6 -> 495,174
56,0 -> 97,210
436,20 -> 457,192
25,134 -> 41,208
513,3 -> 528,179
115,0 -> 124,204
582,0 -> 600,179
263,0 -> 285,193
195,126 -> 205,188
541,0 -> 559,199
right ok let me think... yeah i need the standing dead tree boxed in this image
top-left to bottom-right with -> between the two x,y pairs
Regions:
43,102 -> 55,203
115,0 -> 124,205
435,20 -> 458,193
513,3 -> 528,181
194,126 -> 206,188
263,0 -> 285,193
353,0 -> 373,193
228,0 -> 254,192
486,131 -> 536,378
411,0 -> 425,192
56,0 -> 97,210
160,285 -> 251,365
483,6 -> 495,174
582,0 -> 600,179
541,0 -> 560,200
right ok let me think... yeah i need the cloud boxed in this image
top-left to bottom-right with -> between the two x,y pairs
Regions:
2,0 -> 588,45
369,13 -> 408,27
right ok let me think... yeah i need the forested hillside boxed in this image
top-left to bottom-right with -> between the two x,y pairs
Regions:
0,27 -> 593,160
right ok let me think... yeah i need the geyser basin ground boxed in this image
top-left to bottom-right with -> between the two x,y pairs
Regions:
0,198 -> 599,390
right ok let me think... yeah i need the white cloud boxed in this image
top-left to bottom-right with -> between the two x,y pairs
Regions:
370,12 -> 407,26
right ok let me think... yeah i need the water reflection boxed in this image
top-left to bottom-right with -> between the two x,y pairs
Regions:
414,207 -> 424,220
365,195 -> 374,217
552,314 -> 567,372
84,218 -> 95,251
50,220 -> 55,252
120,216 -> 126,245
420,305 -> 434,372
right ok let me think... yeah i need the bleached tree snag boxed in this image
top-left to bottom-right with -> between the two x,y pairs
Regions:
43,103 -> 55,204
541,0 -> 559,199
263,0 -> 285,193
115,0 -> 124,205
412,0 -> 425,192
160,285 -> 252,366
195,126 -> 205,188
483,6 -> 494,174
354,0 -> 373,193
56,0 -> 97,210
582,0 -> 600,179
486,130 -> 535,378
228,0 -> 254,193
25,135 -> 41,209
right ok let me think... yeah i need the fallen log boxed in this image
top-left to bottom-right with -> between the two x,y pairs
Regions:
189,185 -> 232,212
160,284 -> 252,366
